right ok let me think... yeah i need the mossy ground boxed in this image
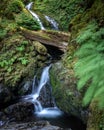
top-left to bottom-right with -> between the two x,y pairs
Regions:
0,32 -> 47,87
0,0 -> 47,88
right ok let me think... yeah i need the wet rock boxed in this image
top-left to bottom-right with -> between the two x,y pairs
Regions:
50,62 -> 89,124
0,120 -> 64,130
4,102 -> 34,121
0,84 -> 14,110
0,111 -> 8,126
38,82 -> 55,108
18,81 -> 32,96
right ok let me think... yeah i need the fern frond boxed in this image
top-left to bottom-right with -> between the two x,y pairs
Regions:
83,82 -> 97,106
74,22 -> 104,108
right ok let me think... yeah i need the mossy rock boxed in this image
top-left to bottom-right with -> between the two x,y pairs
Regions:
50,62 -> 88,123
33,41 -> 47,55
0,33 -> 47,88
87,100 -> 104,130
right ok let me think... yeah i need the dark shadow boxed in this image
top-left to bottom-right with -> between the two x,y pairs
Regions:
43,44 -> 64,60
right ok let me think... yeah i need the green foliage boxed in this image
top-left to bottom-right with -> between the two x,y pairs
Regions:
69,0 -> 104,37
18,57 -> 29,65
6,0 -> 24,13
75,22 -> 104,108
4,0 -> 24,19
16,12 -> 41,30
0,28 -> 7,41
0,17 -> 18,36
0,39 -> 29,73
0,56 -> 16,73
34,0 -> 85,30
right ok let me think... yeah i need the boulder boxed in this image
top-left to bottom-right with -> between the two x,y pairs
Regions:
38,82 -> 55,108
33,41 -> 47,55
18,81 -> 32,96
0,84 -> 14,110
50,62 -> 88,124
4,102 -> 34,121
0,121 -> 63,130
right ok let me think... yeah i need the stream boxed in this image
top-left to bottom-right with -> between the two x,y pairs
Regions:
21,63 -> 86,130
0,2 -> 86,130
22,2 -> 86,130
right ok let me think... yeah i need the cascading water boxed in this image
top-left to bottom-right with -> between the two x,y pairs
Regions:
22,3 -> 86,130
45,15 -> 59,30
26,2 -> 45,30
26,2 -> 59,31
22,65 -> 63,118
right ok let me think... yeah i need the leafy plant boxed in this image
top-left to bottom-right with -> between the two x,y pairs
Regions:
4,0 -> 24,19
34,0 -> 85,30
74,22 -> 104,108
16,12 -> 41,30
16,40 -> 28,51
16,46 -> 25,51
18,57 -> 29,65
0,28 -> 7,41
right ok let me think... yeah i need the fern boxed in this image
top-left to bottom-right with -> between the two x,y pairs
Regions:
75,22 -> 104,108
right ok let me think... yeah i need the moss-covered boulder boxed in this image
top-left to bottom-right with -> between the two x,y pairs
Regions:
33,41 -> 47,55
50,62 -> 88,124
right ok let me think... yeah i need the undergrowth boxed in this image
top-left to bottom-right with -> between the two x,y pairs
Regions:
74,21 -> 104,108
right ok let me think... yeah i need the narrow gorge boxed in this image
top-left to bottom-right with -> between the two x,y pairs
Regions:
0,0 -> 104,130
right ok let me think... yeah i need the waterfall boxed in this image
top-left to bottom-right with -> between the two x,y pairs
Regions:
26,2 -> 59,30
32,65 -> 51,100
22,2 -> 62,118
45,15 -> 59,30
26,2 -> 45,30
22,65 -> 63,118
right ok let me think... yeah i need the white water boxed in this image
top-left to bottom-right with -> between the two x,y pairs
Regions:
22,65 -> 63,118
26,2 -> 59,30
45,15 -> 59,30
26,2 -> 45,30
36,107 -> 62,118
24,2 -> 62,118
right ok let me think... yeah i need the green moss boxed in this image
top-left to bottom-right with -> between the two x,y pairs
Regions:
2,0 -> 24,19
50,62 -> 87,122
0,33 -> 47,87
33,41 -> 47,55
